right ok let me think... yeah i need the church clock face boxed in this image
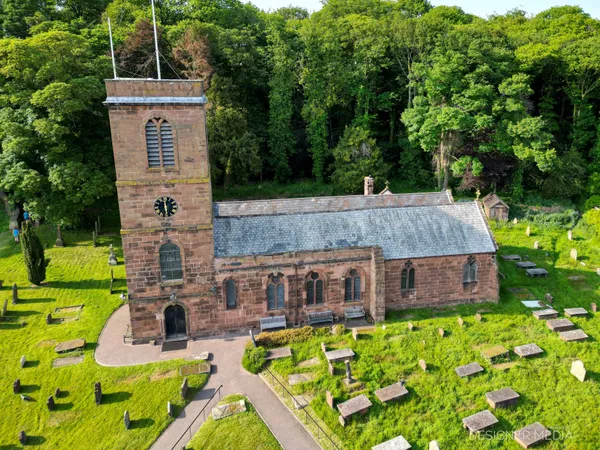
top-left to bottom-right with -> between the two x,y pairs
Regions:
154,197 -> 178,218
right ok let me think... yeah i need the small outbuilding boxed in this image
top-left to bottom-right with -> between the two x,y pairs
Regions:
481,193 -> 509,221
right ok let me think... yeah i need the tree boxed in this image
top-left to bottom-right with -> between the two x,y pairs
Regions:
20,221 -> 49,285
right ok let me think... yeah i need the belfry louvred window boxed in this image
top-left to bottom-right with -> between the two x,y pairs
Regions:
145,118 -> 175,168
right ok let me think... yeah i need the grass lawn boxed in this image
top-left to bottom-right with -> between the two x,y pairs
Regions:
0,226 -> 208,449
186,394 -> 282,450
268,221 -> 600,449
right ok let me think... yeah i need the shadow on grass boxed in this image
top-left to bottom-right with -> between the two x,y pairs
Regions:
20,384 -> 40,394
0,323 -> 22,330
102,392 -> 132,404
56,390 -> 69,399
23,360 -> 39,369
129,418 -> 155,429
6,310 -> 41,317
54,402 -> 73,411
46,281 -> 108,290
19,298 -> 55,304
24,436 -> 46,446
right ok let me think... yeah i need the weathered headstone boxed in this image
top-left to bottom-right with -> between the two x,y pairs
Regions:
47,396 -> 55,411
545,293 -> 553,304
338,415 -> 346,427
597,268 -> 600,276
352,328 -> 359,341
46,313 -> 52,324
249,329 -> 257,347
526,226 -> 531,237
475,313 -> 482,322
108,244 -> 118,266
18,431 -> 26,445
592,303 -> 597,314
344,360 -> 354,384
419,359 -> 427,372
326,390 -> 334,409
438,328 -> 445,337
92,231 -> 97,248
95,221 -> 99,237
55,225 -> 64,247
570,360 -> 586,382
457,317 -> 464,327
570,248 -> 578,261
328,362 -> 334,376
20,355 -> 26,368
167,401 -> 174,417
12,283 -> 18,305
55,388 -> 61,397
513,218 -> 518,224
180,377 -> 188,399
407,322 -> 413,331
429,441 -> 440,450
124,411 -> 130,429
533,241 -> 539,249
1,299 -> 7,316
568,230 -> 573,241
94,382 -> 102,406
13,379 -> 20,394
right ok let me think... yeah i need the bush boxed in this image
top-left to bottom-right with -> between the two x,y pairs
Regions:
584,195 -> 600,211
523,209 -> 579,229
242,345 -> 267,374
255,326 -> 314,347
331,324 -> 346,335
582,209 -> 600,237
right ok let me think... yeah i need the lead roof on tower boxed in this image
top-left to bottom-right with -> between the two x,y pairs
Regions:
214,202 -> 497,259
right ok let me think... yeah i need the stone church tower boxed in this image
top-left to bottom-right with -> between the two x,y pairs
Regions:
105,79 -> 217,342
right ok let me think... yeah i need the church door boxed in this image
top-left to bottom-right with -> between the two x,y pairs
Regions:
164,305 -> 187,339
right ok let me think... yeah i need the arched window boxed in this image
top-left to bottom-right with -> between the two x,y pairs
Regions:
159,243 -> 183,281
344,269 -> 361,302
225,279 -> 237,309
267,275 -> 285,310
306,272 -> 324,306
145,118 -> 175,168
401,261 -> 415,292
463,256 -> 478,284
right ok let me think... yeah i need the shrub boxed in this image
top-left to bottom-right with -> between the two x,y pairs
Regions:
255,326 -> 314,347
523,209 -> 579,229
331,324 -> 346,335
582,209 -> 600,237
584,195 -> 600,211
242,345 -> 267,374
20,221 -> 50,285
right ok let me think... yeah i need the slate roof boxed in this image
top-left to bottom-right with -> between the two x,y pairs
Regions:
482,193 -> 508,209
213,190 -> 453,218
214,202 -> 497,260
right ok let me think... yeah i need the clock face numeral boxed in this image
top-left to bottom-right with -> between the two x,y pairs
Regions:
154,196 -> 178,218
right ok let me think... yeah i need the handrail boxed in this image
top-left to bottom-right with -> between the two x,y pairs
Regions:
170,384 -> 223,450
263,367 -> 342,450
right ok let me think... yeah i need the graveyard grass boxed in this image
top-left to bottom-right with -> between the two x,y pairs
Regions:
268,221 -> 600,449
0,225 -> 208,449
186,394 -> 282,450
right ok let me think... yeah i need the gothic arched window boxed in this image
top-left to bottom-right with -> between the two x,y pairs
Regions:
306,272 -> 324,306
344,269 -> 361,302
267,275 -> 285,310
159,243 -> 183,281
463,256 -> 478,284
225,279 -> 237,309
401,261 -> 415,292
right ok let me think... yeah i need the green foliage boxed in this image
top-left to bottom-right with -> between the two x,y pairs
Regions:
582,209 -> 600,236
523,209 -> 580,229
255,326 -> 314,347
20,221 -> 49,285
242,345 -> 267,374
584,195 -> 600,211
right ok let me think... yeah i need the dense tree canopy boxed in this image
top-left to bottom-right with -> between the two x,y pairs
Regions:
0,0 -> 599,225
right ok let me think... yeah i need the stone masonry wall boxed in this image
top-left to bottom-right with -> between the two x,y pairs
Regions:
384,253 -> 499,309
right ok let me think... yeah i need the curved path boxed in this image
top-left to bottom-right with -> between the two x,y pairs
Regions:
96,305 -> 320,450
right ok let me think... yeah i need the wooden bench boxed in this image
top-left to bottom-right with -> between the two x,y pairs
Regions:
344,306 -> 365,321
260,315 -> 287,333
307,310 -> 334,325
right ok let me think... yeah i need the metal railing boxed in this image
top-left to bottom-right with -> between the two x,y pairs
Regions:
171,384 -> 223,450
263,367 -> 342,450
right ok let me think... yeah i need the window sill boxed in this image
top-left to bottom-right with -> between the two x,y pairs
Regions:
267,308 -> 286,312
161,280 -> 184,288
463,281 -> 478,285
344,300 -> 362,303
305,303 -> 326,308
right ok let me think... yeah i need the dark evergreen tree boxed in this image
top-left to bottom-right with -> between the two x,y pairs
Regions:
20,222 -> 49,286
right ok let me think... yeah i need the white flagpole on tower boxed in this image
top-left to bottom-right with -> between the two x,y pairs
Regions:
107,18 -> 118,79
151,0 -> 162,80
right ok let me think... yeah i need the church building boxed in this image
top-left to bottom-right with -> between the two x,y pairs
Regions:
105,79 -> 499,344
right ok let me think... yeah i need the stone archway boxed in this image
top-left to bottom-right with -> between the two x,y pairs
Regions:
164,304 -> 187,340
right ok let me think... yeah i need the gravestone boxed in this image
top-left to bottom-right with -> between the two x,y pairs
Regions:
597,268 -> 600,276
462,410 -> 498,434
475,313 -> 483,322
180,377 -> 188,399
533,241 -> 539,249
20,355 -> 26,368
546,318 -> 574,332
55,388 -> 61,397
429,441 -> 440,450
12,283 -> 18,305
55,225 -> 64,247
18,431 -> 26,445
95,221 -> 99,237
568,230 -> 573,241
570,360 -> 586,382
570,248 -> 577,261
514,422 -> 551,449
13,379 -> 20,394
46,313 -> 52,324
485,388 -> 519,409
592,303 -> 597,314
407,322 -> 413,331
532,308 -> 558,320
438,328 -> 445,337
167,401 -> 174,417
94,382 -> 102,405
338,415 -> 345,427
47,396 -> 55,411
559,329 -> 588,342
124,411 -> 130,429
352,328 -> 359,341
326,390 -> 334,409
249,329 -> 256,347
526,226 -> 531,237
328,362 -> 334,376
514,343 -> 543,358
320,342 -> 327,353
92,231 -> 97,247
457,317 -> 464,327
455,362 -> 484,378
419,359 -> 427,372
513,218 -> 518,224
343,360 -> 354,384
564,307 -> 588,317
2,299 -> 7,316
108,244 -> 118,266
545,293 -> 553,304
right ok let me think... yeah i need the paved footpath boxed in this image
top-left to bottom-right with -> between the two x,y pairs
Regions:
95,305 -> 320,450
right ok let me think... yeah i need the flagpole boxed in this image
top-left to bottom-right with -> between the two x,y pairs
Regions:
107,18 -> 118,79
151,0 -> 162,80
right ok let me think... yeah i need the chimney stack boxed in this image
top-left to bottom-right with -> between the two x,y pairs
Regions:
364,176 -> 374,196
